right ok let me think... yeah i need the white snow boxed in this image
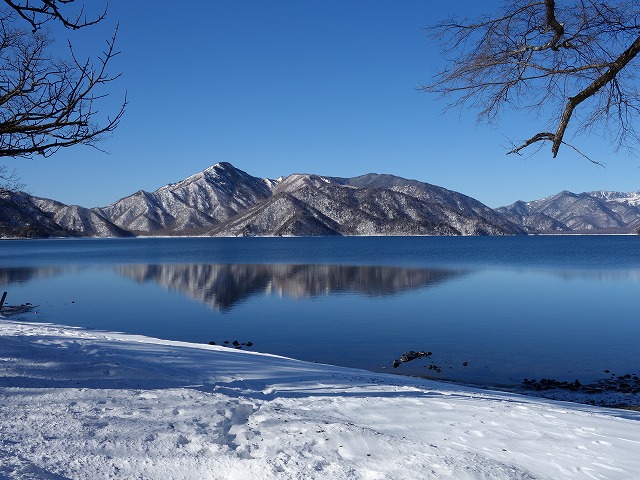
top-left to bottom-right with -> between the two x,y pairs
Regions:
1,318 -> 640,479
586,190 -> 640,207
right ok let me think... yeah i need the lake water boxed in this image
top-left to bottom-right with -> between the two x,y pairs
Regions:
2,236 -> 640,388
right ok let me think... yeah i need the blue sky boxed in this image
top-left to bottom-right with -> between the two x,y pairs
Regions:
5,1 -> 640,208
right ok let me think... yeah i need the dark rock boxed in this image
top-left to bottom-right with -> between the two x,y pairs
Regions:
392,350 -> 433,367
521,373 -> 640,398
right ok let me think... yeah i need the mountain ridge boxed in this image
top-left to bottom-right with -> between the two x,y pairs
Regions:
497,189 -> 640,233
3,162 -> 638,238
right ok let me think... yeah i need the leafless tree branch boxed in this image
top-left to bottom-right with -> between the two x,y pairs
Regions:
0,0 -> 123,163
0,18 -> 126,159
423,0 -> 640,159
0,164 -> 23,195
0,0 -> 124,193
2,0 -> 107,31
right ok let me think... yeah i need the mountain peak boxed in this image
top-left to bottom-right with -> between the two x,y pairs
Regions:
206,161 -> 236,173
201,162 -> 261,184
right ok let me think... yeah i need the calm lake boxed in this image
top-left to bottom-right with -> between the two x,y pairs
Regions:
2,236 -> 640,388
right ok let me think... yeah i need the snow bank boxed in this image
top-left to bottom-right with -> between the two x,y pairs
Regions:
1,318 -> 639,479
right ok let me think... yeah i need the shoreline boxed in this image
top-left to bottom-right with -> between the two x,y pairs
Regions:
3,314 -> 638,410
405,373 -> 640,410
1,231 -> 638,240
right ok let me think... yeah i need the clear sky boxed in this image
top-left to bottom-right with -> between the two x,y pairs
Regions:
4,0 -> 640,208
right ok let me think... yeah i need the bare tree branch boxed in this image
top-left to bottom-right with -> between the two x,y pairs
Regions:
2,0 -> 107,31
0,164 -> 23,195
552,33 -> 640,156
0,1 -> 124,166
508,132 -> 555,154
423,0 -> 640,159
0,0 -> 123,194
544,0 -> 566,50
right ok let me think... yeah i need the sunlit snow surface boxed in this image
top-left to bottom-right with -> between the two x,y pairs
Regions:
1,318 -> 639,479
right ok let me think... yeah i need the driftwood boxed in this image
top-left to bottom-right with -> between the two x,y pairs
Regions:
0,293 -> 36,316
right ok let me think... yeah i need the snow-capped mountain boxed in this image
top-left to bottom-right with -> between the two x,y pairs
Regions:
97,163 -> 275,233
497,190 -> 640,233
2,161 -> 527,238
6,163 -> 639,238
96,162 -> 522,237
0,190 -> 131,238
0,191 -> 71,238
208,170 -> 522,236
32,197 -> 131,237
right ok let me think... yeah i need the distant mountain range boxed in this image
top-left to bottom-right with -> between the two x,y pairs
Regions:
497,190 -> 640,233
1,162 -> 639,237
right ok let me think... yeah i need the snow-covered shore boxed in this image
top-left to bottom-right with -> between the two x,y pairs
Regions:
1,318 -> 639,479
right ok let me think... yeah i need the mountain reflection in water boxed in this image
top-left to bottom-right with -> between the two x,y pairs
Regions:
115,264 -> 464,311
0,267 -> 64,286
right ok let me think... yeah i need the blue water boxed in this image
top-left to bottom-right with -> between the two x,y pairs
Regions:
3,235 -> 640,268
2,236 -> 640,387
